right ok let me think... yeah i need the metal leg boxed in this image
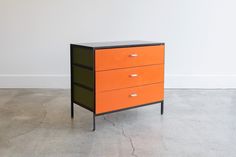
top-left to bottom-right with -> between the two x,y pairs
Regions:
93,113 -> 96,131
161,101 -> 164,115
71,102 -> 74,119
70,45 -> 74,119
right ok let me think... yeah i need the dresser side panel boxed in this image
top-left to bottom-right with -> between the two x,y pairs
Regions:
72,46 -> 94,68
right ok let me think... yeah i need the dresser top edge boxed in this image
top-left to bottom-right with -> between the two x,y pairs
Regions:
71,40 -> 165,50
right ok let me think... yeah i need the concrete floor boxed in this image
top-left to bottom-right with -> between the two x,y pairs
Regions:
0,89 -> 235,157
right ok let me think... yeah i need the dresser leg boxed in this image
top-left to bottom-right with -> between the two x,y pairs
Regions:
71,102 -> 74,119
93,113 -> 96,131
161,101 -> 164,115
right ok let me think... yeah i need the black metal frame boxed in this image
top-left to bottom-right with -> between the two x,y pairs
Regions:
92,101 -> 164,131
72,99 -> 164,131
70,45 -> 74,119
72,41 -> 164,50
70,42 -> 165,131
92,48 -> 96,131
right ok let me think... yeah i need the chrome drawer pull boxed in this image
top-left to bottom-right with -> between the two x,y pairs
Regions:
130,74 -> 138,77
130,93 -> 138,97
129,54 -> 138,57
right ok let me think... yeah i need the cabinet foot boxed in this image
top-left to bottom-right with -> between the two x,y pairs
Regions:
161,101 -> 164,115
93,113 -> 96,131
71,102 -> 74,119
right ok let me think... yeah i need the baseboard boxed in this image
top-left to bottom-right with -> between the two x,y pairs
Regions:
0,74 -> 70,88
0,74 -> 236,89
165,74 -> 236,88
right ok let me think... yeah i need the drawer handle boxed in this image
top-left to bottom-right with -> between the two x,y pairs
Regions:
129,54 -> 138,57
130,74 -> 138,77
130,93 -> 138,97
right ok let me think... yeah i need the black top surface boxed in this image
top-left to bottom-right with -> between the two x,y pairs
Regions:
72,40 -> 164,49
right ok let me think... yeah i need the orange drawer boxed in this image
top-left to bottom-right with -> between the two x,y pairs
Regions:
96,83 -> 164,114
96,64 -> 164,92
95,45 -> 164,71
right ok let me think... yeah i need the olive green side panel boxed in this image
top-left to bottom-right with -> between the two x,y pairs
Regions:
73,85 -> 94,111
73,66 -> 94,89
72,46 -> 94,67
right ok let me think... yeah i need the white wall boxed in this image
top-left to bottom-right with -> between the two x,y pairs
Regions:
1,0 -> 236,88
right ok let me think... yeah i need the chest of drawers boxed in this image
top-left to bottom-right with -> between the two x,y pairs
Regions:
70,41 -> 165,130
